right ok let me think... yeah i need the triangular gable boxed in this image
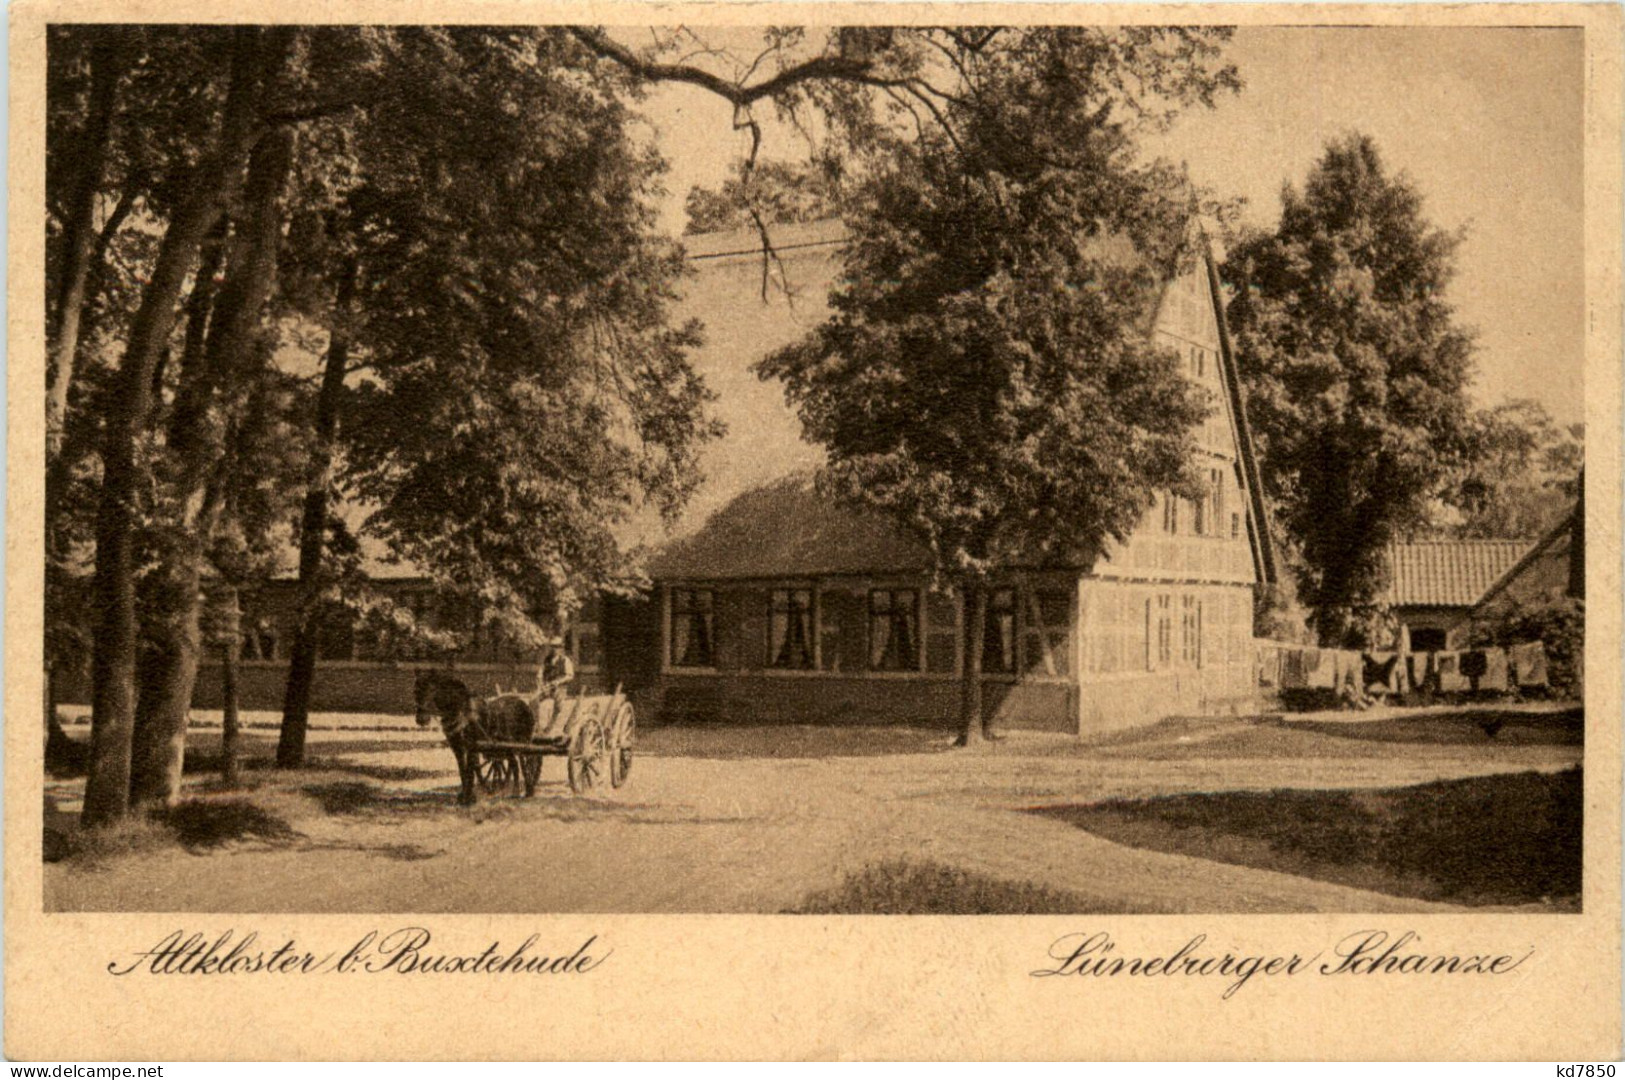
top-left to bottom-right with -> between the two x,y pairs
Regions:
1202,241 -> 1278,586
1469,504 -> 1579,614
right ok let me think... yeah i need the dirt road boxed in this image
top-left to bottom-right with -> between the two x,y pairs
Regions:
44,710 -> 1581,913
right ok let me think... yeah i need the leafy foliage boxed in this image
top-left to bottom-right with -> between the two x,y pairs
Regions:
1435,399 -> 1582,539
1223,134 -> 1476,643
759,28 -> 1234,581
335,29 -> 722,640
49,25 -> 735,807
684,157 -> 841,235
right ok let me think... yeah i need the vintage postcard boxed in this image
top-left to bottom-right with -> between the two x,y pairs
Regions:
6,1 -> 1621,1061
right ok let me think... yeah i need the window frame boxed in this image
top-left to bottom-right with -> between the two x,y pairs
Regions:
1023,588 -> 1074,680
1146,594 -> 1172,672
668,586 -> 717,670
767,587 -> 817,670
981,586 -> 1018,676
868,587 -> 923,673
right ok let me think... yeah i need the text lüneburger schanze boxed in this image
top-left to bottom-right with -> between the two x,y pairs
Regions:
1032,930 -> 1534,998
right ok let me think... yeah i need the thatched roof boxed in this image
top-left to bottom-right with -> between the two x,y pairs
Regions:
647,472 -> 932,580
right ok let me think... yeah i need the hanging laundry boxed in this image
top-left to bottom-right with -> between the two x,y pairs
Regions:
1340,650 -> 1362,690
1510,641 -> 1549,687
1406,652 -> 1432,694
1479,647 -> 1509,692
1460,649 -> 1489,692
1435,651 -> 1468,693
1257,646 -> 1283,688
1363,652 -> 1401,694
1280,647 -> 1307,689
1304,647 -> 1335,689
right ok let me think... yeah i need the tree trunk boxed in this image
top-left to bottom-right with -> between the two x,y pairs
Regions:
218,589 -> 242,788
278,257 -> 359,769
129,571 -> 204,809
128,126 -> 296,809
46,34 -> 125,465
957,580 -> 986,747
81,29 -> 271,829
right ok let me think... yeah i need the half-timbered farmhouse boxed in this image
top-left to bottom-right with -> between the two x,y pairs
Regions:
594,220 -> 1280,735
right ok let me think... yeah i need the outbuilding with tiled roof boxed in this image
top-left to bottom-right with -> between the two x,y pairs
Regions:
1382,538 -> 1535,650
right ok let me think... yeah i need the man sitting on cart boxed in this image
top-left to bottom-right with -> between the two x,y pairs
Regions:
538,637 -> 575,712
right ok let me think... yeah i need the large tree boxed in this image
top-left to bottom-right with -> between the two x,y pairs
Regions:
759,28 -> 1234,745
1223,133 -> 1476,646
57,26 -> 724,814
296,28 -> 721,764
77,27 -> 299,826
272,28 -> 725,766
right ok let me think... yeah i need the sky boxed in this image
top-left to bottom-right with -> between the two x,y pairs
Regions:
634,26 -> 1586,424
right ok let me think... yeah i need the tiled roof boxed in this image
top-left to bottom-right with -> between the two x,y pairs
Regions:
1383,540 -> 1534,608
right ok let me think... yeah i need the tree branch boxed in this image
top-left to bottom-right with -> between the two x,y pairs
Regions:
570,26 -> 885,107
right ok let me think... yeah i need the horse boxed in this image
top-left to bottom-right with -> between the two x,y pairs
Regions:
413,669 -> 540,804
413,669 -> 481,804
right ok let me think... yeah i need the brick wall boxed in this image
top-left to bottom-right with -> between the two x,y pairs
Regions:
54,661 -> 613,717
645,672 -> 1076,732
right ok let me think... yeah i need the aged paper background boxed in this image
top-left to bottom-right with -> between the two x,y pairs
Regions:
7,2 -> 1621,1060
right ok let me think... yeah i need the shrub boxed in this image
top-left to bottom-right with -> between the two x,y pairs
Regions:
787,859 -> 1140,914
1470,590 -> 1584,699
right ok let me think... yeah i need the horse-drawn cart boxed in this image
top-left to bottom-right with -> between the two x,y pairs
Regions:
413,670 -> 635,803
472,686 -> 636,798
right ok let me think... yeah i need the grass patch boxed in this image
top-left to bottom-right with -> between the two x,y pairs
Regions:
1037,767 -> 1581,908
788,859 -> 1125,914
157,798 -> 302,850
47,815 -> 176,867
49,796 -> 302,866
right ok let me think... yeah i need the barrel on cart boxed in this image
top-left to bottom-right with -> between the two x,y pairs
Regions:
469,684 -> 635,798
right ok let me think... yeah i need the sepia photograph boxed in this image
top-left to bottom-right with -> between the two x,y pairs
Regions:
33,18 -> 1591,916
8,3 -> 1621,1062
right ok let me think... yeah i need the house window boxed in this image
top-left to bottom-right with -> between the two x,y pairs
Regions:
769,588 -> 815,669
869,589 -> 920,672
568,622 -> 602,672
1210,469 -> 1224,536
1147,594 -> 1172,670
1231,512 -> 1242,540
982,587 -> 1017,674
669,588 -> 715,668
1162,493 -> 1179,534
1182,595 -> 1204,667
1024,590 -> 1073,678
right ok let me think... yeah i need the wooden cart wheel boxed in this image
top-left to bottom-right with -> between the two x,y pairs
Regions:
520,752 -> 543,797
476,750 -> 521,797
609,703 -> 635,788
567,719 -> 609,795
